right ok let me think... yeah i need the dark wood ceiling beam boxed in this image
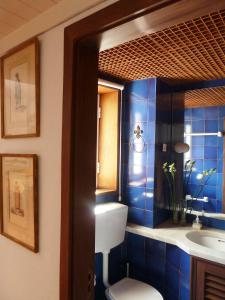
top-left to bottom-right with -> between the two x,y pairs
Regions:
174,78 -> 225,92
100,0 -> 225,51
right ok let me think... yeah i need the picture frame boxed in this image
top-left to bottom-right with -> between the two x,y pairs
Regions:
0,154 -> 38,252
1,39 -> 40,138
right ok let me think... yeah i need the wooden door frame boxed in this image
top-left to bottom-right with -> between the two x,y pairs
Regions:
60,2 -> 180,299
60,1 -> 225,299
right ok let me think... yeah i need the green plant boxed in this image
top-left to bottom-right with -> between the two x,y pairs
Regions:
162,162 -> 180,222
186,166 -> 216,211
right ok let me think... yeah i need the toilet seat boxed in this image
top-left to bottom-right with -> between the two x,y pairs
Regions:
105,278 -> 163,300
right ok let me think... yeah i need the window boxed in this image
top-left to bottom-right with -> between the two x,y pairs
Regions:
96,83 -> 121,195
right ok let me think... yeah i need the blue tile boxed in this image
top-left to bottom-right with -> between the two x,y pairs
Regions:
218,118 -> 224,131
128,207 -> 146,226
205,120 -> 218,133
145,189 -> 154,211
184,121 -> 192,133
123,122 -> 150,144
184,109 -> 192,121
203,199 -> 217,212
205,106 -> 219,119
146,255 -> 165,293
190,172 -> 203,185
146,167 -> 154,189
127,232 -> 145,251
128,142 -> 147,166
192,146 -> 204,159
192,108 -> 205,120
166,244 -> 180,269
144,210 -> 154,227
219,105 -> 225,118
217,160 -> 223,173
192,120 -> 204,133
128,99 -> 149,123
128,79 -> 150,100
148,101 -> 156,122
193,159 -> 203,172
217,173 -> 223,186
206,173 -> 217,186
166,263 -> 179,299
147,144 -> 155,164
146,239 -> 166,259
127,165 -> 147,187
124,187 -> 146,209
204,146 -> 217,159
192,136 -> 204,146
146,121 -> 156,143
190,200 -> 204,211
217,201 -> 222,213
207,218 -> 225,230
203,185 -> 216,199
204,136 -> 218,146
218,141 -> 223,160
217,185 -> 223,201
148,78 -> 157,100
180,274 -> 190,300
204,159 -> 217,170
180,251 -> 190,279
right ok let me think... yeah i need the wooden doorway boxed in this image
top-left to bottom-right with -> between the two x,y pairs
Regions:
60,1 -> 225,299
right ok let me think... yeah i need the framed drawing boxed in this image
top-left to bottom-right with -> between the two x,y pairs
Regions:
0,154 -> 38,252
1,39 -> 40,138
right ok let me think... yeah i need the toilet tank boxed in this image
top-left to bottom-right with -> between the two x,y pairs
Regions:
95,202 -> 128,253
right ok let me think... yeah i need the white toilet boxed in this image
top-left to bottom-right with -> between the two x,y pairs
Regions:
95,202 -> 163,300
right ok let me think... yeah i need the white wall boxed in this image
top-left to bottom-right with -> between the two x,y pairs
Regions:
0,24 -> 63,300
0,1 -> 116,299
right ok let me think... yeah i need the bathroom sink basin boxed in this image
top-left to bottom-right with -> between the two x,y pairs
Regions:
186,231 -> 225,252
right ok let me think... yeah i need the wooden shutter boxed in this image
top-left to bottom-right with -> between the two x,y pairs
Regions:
192,257 -> 225,300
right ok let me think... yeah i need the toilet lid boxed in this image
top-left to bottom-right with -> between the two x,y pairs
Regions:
108,278 -> 163,300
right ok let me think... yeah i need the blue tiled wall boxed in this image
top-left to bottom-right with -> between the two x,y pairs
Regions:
95,244 -> 127,300
122,78 -> 172,227
184,106 -> 225,213
126,232 -> 191,300
122,78 -> 157,227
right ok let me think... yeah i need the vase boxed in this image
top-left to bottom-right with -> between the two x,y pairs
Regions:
172,209 -> 179,224
180,210 -> 187,226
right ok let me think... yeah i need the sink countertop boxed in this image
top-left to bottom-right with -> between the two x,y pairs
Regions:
126,222 -> 225,265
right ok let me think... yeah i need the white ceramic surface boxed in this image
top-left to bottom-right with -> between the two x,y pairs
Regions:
95,202 -> 128,253
186,231 -> 225,252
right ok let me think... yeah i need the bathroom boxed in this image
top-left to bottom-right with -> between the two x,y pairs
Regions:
94,8 -> 225,300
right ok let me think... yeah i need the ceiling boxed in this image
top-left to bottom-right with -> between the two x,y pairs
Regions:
0,0 -> 62,39
99,9 -> 225,85
185,86 -> 225,108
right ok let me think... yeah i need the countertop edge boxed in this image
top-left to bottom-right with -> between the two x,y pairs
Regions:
126,223 -> 225,265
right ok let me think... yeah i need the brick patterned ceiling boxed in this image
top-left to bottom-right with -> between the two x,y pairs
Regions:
99,9 -> 225,85
185,86 -> 225,108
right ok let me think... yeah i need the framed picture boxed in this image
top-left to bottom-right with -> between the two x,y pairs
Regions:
0,154 -> 38,252
1,39 -> 40,138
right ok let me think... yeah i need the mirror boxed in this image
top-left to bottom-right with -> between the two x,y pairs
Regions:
183,86 -> 225,220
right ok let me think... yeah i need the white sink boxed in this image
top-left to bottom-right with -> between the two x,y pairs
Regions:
186,231 -> 225,252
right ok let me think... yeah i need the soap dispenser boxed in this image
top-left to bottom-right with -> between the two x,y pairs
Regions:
192,214 -> 202,230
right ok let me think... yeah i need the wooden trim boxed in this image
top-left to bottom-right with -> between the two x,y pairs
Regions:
0,153 -> 38,252
191,256 -> 225,300
1,38 -> 40,138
